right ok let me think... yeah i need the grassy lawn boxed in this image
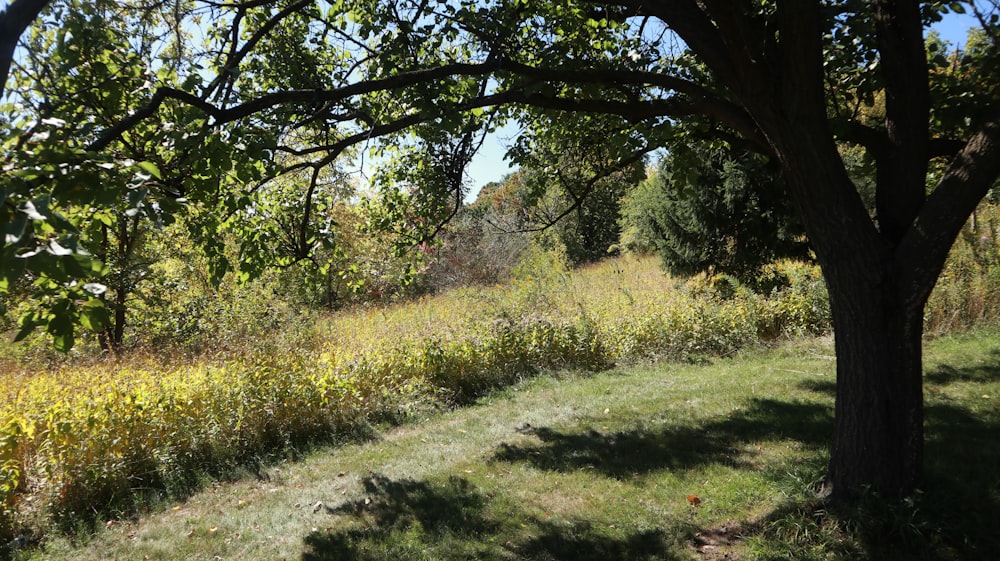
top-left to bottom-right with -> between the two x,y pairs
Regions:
21,331 -> 1000,561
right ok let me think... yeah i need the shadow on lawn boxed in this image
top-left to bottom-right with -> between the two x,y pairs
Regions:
303,358 -> 999,561
491,398 -> 832,478
924,345 -> 1000,385
301,399 -> 833,561
749,398 -> 1000,560
302,474 -> 686,561
777,355 -> 1000,560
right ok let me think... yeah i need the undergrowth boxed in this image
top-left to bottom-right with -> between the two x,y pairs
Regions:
1,201 -> 999,547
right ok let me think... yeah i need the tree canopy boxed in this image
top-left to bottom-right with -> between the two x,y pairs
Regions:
3,0 -> 1000,499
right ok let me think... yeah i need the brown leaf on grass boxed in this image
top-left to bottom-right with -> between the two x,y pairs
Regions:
687,494 -> 702,507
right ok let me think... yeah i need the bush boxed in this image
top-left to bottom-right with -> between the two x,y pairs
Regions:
19,248 -> 997,543
925,203 -> 1000,333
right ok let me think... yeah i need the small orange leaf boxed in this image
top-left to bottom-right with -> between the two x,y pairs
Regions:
687,494 -> 701,507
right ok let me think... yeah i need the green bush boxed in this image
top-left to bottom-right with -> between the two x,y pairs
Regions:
11,232 -> 1000,542
925,204 -> 1000,333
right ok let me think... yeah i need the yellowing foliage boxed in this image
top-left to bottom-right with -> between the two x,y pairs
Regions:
0,256 -> 832,539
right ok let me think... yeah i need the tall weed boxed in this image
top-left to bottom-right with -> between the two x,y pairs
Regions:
3,207 -> 1000,542
925,203 -> 1000,333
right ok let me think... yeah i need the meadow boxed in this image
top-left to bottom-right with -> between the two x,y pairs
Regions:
1,208 -> 999,557
12,329 -> 1000,561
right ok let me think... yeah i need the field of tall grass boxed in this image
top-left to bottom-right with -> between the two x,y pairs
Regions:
1,203 -> 998,545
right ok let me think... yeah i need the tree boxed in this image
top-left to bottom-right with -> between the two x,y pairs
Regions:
3,0 -> 1000,501
506,120 -> 648,265
621,142 -> 809,283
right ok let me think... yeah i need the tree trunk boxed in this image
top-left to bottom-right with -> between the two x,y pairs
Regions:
760,113 -> 933,500
824,262 -> 925,498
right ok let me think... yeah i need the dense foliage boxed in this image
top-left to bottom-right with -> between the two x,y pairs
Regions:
3,0 -> 1000,511
4,208 -> 1000,542
621,143 -> 809,284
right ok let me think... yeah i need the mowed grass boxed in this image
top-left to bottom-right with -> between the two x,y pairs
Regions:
24,330 -> 1000,561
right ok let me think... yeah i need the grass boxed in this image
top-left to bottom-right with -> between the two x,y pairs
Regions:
17,329 -> 999,561
0,255 -> 831,542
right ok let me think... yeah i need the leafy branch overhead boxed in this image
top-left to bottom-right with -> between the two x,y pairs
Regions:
3,0 -> 1000,500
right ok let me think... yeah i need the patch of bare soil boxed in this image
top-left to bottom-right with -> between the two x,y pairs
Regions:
691,520 -> 745,560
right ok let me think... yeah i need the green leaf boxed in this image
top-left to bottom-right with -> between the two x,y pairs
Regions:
136,161 -> 162,179
53,332 -> 74,353
0,254 -> 25,292
4,215 -> 27,244
79,300 -> 109,332
13,314 -> 37,343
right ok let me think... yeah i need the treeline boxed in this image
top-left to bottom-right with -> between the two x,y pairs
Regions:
5,132 -> 1000,360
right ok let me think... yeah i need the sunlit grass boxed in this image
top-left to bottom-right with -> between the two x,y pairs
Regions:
0,256 -> 830,543
22,330 -> 1000,561
2,237 -> 999,548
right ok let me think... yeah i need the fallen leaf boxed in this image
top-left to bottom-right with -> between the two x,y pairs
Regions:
208,526 -> 218,532
186,529 -> 196,538
687,494 -> 702,507
312,501 -> 324,513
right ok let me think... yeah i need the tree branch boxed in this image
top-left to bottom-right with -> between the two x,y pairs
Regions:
898,110 -> 1000,310
512,146 -> 654,234
873,0 -> 931,243
0,0 -> 51,100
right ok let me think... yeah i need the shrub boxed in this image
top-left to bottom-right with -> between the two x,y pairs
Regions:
925,203 -> 1000,334
18,236 -> 1000,543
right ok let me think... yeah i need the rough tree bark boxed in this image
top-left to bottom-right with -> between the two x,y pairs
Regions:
649,0 -> 1000,498
0,0 -> 51,100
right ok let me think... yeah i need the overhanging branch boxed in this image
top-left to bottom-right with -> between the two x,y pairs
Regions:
0,0 -> 52,100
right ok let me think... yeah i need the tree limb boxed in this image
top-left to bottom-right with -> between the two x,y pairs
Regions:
898,110 -> 1000,310
0,0 -> 51,100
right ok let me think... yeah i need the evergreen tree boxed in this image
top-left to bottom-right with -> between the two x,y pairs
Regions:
622,143 -> 809,284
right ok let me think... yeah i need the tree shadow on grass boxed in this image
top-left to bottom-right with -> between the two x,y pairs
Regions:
924,346 -> 1000,385
768,358 -> 1000,560
302,474 -> 686,561
748,398 -> 1000,561
916,400 -> 1000,559
491,398 -> 833,479
304,358 -> 999,561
